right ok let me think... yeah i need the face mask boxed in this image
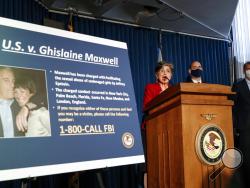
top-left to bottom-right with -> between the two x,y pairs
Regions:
246,70 -> 250,79
191,69 -> 202,78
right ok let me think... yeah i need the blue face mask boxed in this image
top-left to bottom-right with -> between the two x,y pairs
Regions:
191,69 -> 202,77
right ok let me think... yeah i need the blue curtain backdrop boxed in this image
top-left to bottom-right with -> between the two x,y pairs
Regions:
161,32 -> 230,85
0,0 -> 230,187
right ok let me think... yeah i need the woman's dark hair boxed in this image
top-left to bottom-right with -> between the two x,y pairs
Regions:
155,61 -> 174,74
14,76 -> 36,95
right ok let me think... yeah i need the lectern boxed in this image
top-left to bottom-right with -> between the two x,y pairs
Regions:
144,83 -> 234,188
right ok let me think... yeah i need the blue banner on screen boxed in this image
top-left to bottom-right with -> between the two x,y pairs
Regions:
0,17 -> 144,181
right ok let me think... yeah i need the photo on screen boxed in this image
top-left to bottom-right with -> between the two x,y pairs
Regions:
0,65 -> 51,138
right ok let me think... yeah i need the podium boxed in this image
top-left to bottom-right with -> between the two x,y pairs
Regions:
144,83 -> 234,188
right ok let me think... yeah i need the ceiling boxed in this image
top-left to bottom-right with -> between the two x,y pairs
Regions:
39,0 -> 239,40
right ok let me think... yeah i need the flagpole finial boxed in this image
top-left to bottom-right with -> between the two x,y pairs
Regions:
66,7 -> 77,32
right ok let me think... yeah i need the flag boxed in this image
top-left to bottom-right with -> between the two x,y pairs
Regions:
157,48 -> 163,63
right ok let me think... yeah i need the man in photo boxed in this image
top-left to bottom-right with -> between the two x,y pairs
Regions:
0,67 -> 24,137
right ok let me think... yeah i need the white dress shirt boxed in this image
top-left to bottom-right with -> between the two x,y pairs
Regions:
0,99 -> 14,138
191,78 -> 202,83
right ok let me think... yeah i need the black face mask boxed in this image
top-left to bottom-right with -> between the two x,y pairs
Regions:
191,69 -> 202,77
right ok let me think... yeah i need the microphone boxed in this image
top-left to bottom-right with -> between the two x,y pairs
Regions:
163,75 -> 170,81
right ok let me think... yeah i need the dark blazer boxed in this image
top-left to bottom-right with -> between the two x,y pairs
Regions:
0,101 -> 25,137
232,79 -> 250,186
232,79 -> 250,131
185,75 -> 194,83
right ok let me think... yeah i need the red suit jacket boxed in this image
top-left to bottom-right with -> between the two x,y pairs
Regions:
143,83 -> 162,111
142,83 -> 162,129
142,83 -> 172,129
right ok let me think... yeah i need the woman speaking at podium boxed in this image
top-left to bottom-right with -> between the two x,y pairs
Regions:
141,61 -> 174,187
143,61 -> 174,112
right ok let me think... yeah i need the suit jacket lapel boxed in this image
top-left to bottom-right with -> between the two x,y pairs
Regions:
11,101 -> 24,137
242,79 -> 250,102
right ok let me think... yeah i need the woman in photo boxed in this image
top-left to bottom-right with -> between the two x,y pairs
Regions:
14,76 -> 51,137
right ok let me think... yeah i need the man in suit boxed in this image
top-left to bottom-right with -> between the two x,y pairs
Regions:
185,61 -> 204,83
0,67 -> 24,137
232,61 -> 250,186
